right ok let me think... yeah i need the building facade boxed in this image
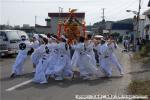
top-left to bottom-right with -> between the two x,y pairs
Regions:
111,23 -> 133,36
143,9 -> 150,40
35,18 -> 51,34
48,12 -> 85,34
35,24 -> 50,34
137,15 -> 145,39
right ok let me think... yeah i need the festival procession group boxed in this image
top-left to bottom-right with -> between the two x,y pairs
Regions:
10,33 -> 124,84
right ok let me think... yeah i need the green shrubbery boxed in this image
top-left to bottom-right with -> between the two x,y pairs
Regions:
128,80 -> 150,96
133,42 -> 150,60
118,36 -> 123,43
140,43 -> 150,57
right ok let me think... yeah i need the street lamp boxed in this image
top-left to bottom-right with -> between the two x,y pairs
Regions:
126,10 -> 140,33
126,0 -> 141,51
126,9 -> 139,51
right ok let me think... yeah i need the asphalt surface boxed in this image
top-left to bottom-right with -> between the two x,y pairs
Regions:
0,48 -> 133,100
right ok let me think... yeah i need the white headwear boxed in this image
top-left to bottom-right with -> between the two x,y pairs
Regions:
33,34 -> 39,40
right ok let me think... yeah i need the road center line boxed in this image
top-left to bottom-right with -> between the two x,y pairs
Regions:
5,79 -> 33,92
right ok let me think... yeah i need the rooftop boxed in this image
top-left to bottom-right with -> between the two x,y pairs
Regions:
48,12 -> 85,18
112,23 -> 133,30
35,24 -> 50,28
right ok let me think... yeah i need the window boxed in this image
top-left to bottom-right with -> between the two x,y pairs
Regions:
5,31 -> 20,41
0,31 -> 8,41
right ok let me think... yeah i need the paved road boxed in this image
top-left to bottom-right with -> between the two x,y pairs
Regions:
0,48 -> 133,100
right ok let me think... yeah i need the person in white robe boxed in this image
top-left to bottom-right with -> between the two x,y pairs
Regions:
45,35 -> 59,79
10,35 -> 32,78
31,34 -> 48,68
97,39 -> 112,77
52,35 -> 73,80
31,34 -> 40,71
85,34 -> 96,67
72,36 -> 99,80
107,38 -> 124,76
33,37 -> 50,84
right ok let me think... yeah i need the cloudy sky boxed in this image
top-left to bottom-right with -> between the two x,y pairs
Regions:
0,0 -> 149,26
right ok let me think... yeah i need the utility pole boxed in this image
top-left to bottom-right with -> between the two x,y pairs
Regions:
126,0 -> 142,51
35,16 -> 37,25
102,8 -> 105,22
35,16 -> 37,32
133,0 -> 141,51
136,0 -> 141,38
101,8 -> 106,34
7,19 -> 10,26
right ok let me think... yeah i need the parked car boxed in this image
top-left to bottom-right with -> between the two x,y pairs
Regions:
0,30 -> 30,56
0,35 -> 8,57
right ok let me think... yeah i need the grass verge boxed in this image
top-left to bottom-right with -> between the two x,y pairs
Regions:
128,80 -> 150,99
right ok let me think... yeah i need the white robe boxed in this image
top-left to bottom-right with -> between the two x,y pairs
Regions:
12,40 -> 31,75
33,45 -> 49,84
107,42 -> 123,75
45,42 -> 59,76
53,42 -> 73,79
97,43 -> 112,77
31,40 -> 40,65
85,40 -> 96,66
72,43 -> 98,77
31,44 -> 45,66
71,48 -> 79,70
31,40 -> 40,50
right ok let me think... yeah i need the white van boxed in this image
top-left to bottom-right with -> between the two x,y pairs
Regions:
0,30 -> 30,56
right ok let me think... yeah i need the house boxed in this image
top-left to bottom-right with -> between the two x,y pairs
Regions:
91,22 -> 133,36
138,15 -> 145,39
35,24 -> 50,34
35,18 -> 51,34
34,12 -> 85,35
110,23 -> 133,36
48,12 -> 85,34
143,9 -> 150,40
91,22 -> 112,35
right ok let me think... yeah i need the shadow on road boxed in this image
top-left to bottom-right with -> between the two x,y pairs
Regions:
0,55 -> 16,59
128,69 -> 150,75
14,76 -> 123,91
0,72 -> 34,82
